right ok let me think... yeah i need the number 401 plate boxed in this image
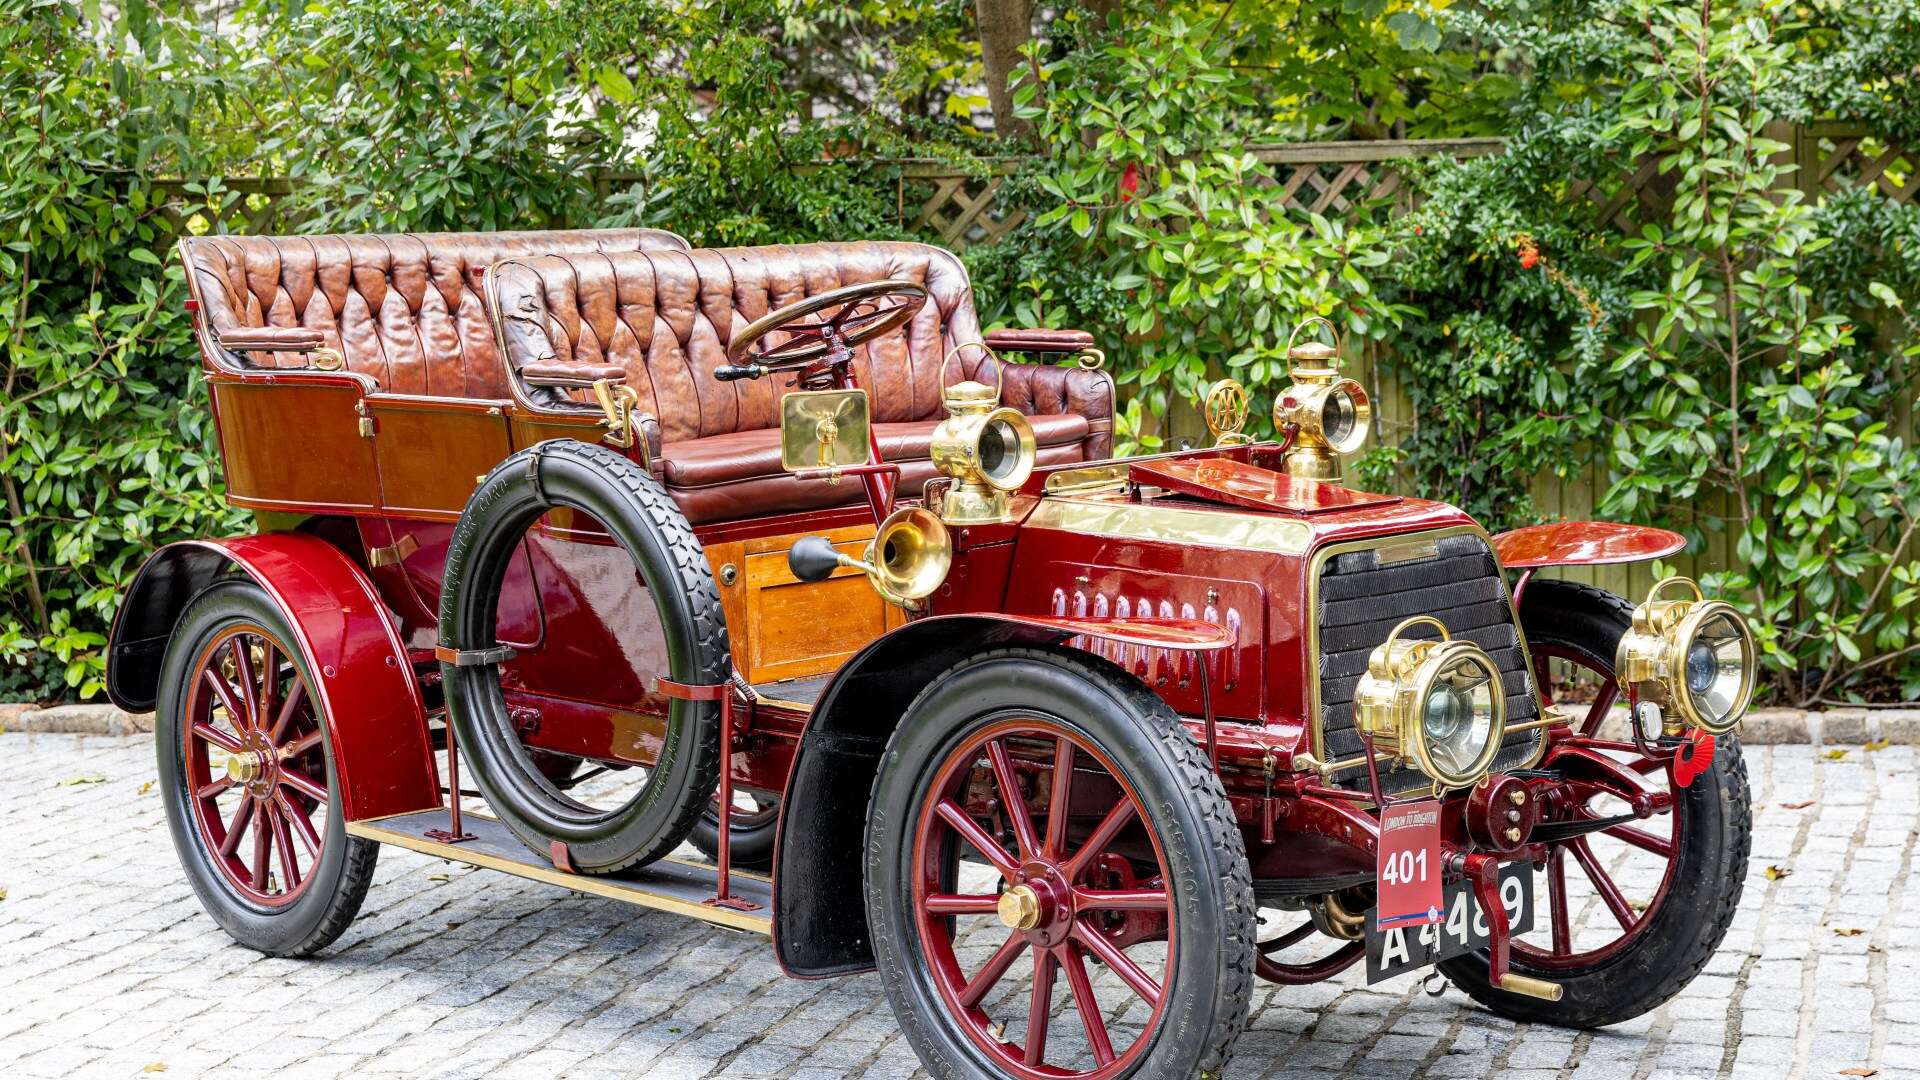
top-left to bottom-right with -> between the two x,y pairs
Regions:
1364,863 -> 1534,984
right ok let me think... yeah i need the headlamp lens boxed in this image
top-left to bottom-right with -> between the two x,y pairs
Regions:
979,417 -> 1015,478
1420,656 -> 1498,779
1322,388 -> 1356,445
1683,611 -> 1750,729
1684,640 -> 1717,694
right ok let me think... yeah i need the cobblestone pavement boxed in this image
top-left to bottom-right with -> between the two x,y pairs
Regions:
2,731 -> 1915,1080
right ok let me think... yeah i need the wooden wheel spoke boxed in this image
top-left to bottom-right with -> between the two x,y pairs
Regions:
271,804 -> 301,890
269,679 -> 308,745
279,729 -> 323,760
986,739 -> 1039,861
1044,736 -> 1075,860
1548,847 -> 1572,955
1064,797 -> 1137,880
935,799 -> 1019,881
1582,681 -> 1620,736
200,670 -> 248,735
959,930 -> 1030,1009
1604,822 -> 1675,859
1025,949 -> 1057,1067
192,720 -> 245,756
1071,922 -> 1161,1007
279,767 -> 328,804
1062,943 -> 1115,1066
257,640 -> 279,733
924,893 -> 1001,916
1533,652 -> 1555,709
251,812 -> 271,890
219,799 -> 256,859
230,638 -> 260,731
1569,838 -> 1636,930
1074,888 -> 1169,912
275,790 -> 321,857
193,777 -> 233,801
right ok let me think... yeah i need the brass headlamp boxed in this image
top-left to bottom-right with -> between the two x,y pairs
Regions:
1616,577 -> 1755,735
1273,317 -> 1370,483
1354,616 -> 1509,789
928,344 -> 1037,525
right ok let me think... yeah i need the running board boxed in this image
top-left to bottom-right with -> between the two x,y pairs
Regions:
346,810 -> 773,935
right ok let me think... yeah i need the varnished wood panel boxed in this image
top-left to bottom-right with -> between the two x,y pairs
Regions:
212,381 -> 380,512
706,523 -> 903,685
369,396 -> 513,517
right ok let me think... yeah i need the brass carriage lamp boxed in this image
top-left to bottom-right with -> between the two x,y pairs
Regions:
927,345 -> 1038,526
1353,616 -> 1509,789
1273,318 -> 1370,483
1616,577 -> 1756,736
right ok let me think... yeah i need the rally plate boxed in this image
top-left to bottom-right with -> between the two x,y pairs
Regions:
1364,863 -> 1534,983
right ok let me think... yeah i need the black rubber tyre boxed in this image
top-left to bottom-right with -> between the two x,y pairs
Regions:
156,580 -> 378,957
439,440 -> 728,875
688,792 -> 780,871
866,646 -> 1257,1079
1439,578 -> 1753,1027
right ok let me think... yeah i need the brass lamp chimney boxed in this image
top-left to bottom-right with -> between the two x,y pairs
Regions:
1273,318 -> 1371,483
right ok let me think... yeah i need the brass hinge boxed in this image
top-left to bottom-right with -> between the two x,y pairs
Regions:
355,402 -> 376,438
367,532 -> 419,568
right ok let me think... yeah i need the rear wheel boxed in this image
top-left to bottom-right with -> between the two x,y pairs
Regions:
1439,578 -> 1752,1027
156,580 -> 377,956
688,790 -> 780,870
866,647 -> 1255,1079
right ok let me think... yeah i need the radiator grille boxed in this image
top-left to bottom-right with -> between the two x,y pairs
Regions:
1314,532 -> 1540,793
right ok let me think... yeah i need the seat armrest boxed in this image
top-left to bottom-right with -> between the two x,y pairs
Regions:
984,328 -> 1096,354
218,327 -> 327,352
520,362 -> 629,390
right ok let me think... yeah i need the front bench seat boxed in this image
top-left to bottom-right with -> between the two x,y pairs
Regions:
181,228 -> 692,397
486,242 -> 1114,525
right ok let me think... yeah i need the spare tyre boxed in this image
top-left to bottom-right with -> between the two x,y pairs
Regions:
438,440 -> 727,875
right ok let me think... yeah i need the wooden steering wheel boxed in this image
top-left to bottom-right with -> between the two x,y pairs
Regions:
720,279 -> 929,376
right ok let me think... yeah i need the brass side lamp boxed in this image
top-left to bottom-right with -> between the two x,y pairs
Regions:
1616,577 -> 1756,736
1273,317 -> 1370,483
927,343 -> 1038,526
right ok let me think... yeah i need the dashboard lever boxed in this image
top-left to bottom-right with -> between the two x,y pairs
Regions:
713,363 -> 769,382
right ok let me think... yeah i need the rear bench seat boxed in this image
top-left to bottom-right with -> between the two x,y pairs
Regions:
486,242 -> 1114,525
181,229 -> 692,396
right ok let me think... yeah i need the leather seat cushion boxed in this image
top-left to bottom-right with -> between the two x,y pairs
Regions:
661,414 -> 1091,524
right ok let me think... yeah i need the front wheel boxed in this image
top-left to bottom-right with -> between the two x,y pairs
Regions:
156,580 -> 378,956
866,647 -> 1256,1079
1440,578 -> 1752,1027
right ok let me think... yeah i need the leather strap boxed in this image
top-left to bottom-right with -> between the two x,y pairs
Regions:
653,676 -> 731,702
434,644 -> 517,667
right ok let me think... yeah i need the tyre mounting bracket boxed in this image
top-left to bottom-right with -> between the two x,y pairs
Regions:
654,672 -> 762,913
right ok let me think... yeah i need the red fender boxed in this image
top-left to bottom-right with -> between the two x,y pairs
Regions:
1491,521 -> 1685,569
107,532 -> 439,822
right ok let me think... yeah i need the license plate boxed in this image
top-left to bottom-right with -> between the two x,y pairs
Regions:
1364,863 -> 1534,983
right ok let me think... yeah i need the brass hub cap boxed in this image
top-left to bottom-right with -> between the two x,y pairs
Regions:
225,753 -> 262,784
997,885 -> 1042,931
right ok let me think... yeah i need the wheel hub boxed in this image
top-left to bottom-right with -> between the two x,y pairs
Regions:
224,732 -> 277,795
997,885 -> 1041,931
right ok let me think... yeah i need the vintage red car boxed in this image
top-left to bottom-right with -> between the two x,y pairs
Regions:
109,228 -> 1757,1079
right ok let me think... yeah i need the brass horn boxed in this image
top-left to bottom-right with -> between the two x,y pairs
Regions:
785,506 -> 952,610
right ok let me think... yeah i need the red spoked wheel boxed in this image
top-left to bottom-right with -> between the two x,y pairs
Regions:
157,579 -> 378,956
1439,579 -> 1750,1028
867,648 -> 1255,1080
181,624 -> 329,906
913,719 -> 1172,1077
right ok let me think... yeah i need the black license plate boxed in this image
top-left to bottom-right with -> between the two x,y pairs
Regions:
1364,863 -> 1534,983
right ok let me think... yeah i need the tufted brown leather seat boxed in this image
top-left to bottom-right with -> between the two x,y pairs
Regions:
180,229 -> 691,399
487,242 -> 1114,525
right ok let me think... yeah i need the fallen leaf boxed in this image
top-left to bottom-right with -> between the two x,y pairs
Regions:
56,775 -> 106,786
1766,865 -> 1792,881
1865,739 -> 1890,752
1824,749 -> 1849,761
1780,800 -> 1815,809
1869,944 -> 1885,954
426,873 -> 449,882
143,1065 -> 166,1074
1839,1068 -> 1877,1077
0,887 -> 8,902
1833,927 -> 1865,937
137,780 -> 154,796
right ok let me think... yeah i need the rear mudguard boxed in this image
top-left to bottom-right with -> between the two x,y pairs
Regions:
106,532 -> 439,822
1491,521 -> 1685,570
772,612 -> 1230,978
